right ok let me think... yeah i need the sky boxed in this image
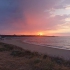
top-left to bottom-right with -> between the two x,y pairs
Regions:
0,0 -> 70,36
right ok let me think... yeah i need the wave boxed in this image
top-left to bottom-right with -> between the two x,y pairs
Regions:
23,40 -> 70,50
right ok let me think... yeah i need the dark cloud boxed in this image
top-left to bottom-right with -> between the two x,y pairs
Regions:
0,0 -> 20,23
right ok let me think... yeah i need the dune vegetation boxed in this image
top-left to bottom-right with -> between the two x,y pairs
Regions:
0,42 -> 70,70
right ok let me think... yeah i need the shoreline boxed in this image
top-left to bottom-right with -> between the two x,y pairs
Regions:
23,41 -> 70,50
0,39 -> 70,60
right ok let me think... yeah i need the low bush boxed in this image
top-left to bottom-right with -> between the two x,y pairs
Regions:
51,57 -> 64,65
3,44 -> 14,51
25,50 -> 32,55
33,58 -> 41,64
10,51 -> 24,57
0,48 -> 6,52
43,55 -> 47,59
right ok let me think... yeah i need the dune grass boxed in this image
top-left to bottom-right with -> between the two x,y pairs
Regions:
0,42 -> 70,70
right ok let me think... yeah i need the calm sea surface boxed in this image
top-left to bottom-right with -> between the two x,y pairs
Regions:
14,36 -> 70,49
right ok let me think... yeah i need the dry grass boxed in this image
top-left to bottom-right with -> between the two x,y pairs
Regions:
0,42 -> 70,70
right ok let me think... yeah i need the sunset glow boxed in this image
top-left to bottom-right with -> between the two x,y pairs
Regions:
38,32 -> 43,36
0,0 -> 70,36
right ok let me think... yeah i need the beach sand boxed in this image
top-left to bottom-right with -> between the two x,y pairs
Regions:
0,39 -> 70,60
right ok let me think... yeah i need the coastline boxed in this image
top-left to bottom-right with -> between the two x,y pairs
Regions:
0,39 -> 70,60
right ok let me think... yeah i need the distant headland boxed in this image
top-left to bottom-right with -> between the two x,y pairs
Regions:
0,35 -> 57,38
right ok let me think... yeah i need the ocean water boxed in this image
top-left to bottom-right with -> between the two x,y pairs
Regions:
15,36 -> 70,49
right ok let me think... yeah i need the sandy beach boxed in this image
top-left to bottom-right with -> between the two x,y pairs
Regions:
0,39 -> 70,60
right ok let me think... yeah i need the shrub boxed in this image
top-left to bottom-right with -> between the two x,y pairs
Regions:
34,58 -> 41,64
3,44 -> 14,51
25,50 -> 32,55
10,51 -> 24,57
64,61 -> 70,67
0,48 -> 6,52
43,55 -> 47,59
0,42 -> 5,45
51,57 -> 64,65
33,52 -> 39,56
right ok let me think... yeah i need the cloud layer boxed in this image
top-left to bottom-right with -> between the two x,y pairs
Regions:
0,0 -> 70,36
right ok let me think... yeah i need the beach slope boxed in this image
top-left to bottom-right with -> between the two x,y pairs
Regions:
0,39 -> 70,60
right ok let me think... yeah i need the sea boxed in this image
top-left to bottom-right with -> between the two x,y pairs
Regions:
14,36 -> 70,49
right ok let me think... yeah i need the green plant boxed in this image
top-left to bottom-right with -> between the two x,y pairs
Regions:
3,44 -> 14,50
10,51 -> 25,57
43,55 -> 47,59
51,57 -> 64,65
0,48 -> 6,52
34,58 -> 41,64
